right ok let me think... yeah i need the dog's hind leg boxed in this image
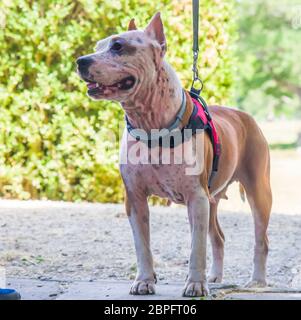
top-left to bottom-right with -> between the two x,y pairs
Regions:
241,151 -> 272,287
208,199 -> 225,283
125,191 -> 156,295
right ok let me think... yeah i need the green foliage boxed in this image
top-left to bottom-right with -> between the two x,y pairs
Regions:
0,0 -> 236,202
236,0 -> 301,119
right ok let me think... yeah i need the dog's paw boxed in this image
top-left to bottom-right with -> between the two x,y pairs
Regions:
244,279 -> 267,288
130,280 -> 156,295
182,280 -> 209,297
208,273 -> 223,283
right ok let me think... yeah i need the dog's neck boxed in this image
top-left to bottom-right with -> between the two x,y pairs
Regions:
121,61 -> 183,132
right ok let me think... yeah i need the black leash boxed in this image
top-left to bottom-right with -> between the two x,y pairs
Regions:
190,0 -> 209,121
190,0 -> 221,188
191,0 -> 204,96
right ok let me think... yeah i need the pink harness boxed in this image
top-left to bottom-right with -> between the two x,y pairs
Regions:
190,97 -> 221,187
125,89 -> 221,187
191,98 -> 221,158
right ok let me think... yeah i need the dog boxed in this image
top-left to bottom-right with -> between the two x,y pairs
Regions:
77,12 -> 272,297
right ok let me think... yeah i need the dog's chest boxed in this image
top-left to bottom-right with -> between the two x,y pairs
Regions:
120,131 -> 204,203
121,163 -> 200,204
148,165 -> 200,203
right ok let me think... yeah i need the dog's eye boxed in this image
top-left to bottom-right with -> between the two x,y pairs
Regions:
111,41 -> 123,52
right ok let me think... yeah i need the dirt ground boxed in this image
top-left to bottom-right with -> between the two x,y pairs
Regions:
0,150 -> 301,295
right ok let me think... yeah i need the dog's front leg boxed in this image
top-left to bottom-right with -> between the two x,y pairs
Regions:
126,193 -> 156,295
183,188 -> 210,297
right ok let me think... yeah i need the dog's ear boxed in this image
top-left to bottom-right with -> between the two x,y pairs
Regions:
128,18 -> 137,31
145,12 -> 166,54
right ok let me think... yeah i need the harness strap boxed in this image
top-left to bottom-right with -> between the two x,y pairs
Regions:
190,95 -> 221,188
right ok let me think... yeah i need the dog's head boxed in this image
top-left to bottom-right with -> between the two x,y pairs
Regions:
77,12 -> 167,102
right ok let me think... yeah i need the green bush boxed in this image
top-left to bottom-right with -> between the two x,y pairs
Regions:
235,0 -> 301,119
0,0 -> 236,202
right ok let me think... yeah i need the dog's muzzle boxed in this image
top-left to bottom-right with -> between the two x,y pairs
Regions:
76,56 -> 94,77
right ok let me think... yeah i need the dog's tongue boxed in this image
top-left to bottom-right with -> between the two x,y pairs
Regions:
87,82 -> 98,89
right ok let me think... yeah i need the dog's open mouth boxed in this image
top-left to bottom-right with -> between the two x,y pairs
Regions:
85,76 -> 136,96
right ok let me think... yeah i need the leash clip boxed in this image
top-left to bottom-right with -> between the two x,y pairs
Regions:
191,49 -> 203,95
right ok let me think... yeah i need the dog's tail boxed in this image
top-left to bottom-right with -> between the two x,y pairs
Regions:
239,183 -> 246,202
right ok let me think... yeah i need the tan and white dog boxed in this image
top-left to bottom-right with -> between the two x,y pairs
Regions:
77,13 -> 272,297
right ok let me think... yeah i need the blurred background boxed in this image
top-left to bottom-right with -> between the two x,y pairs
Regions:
0,0 -> 300,213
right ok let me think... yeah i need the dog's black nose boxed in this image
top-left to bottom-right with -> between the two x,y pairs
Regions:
76,56 -> 94,73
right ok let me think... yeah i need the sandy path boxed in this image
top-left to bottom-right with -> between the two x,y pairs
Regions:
0,200 -> 300,289
1,151 -> 301,291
